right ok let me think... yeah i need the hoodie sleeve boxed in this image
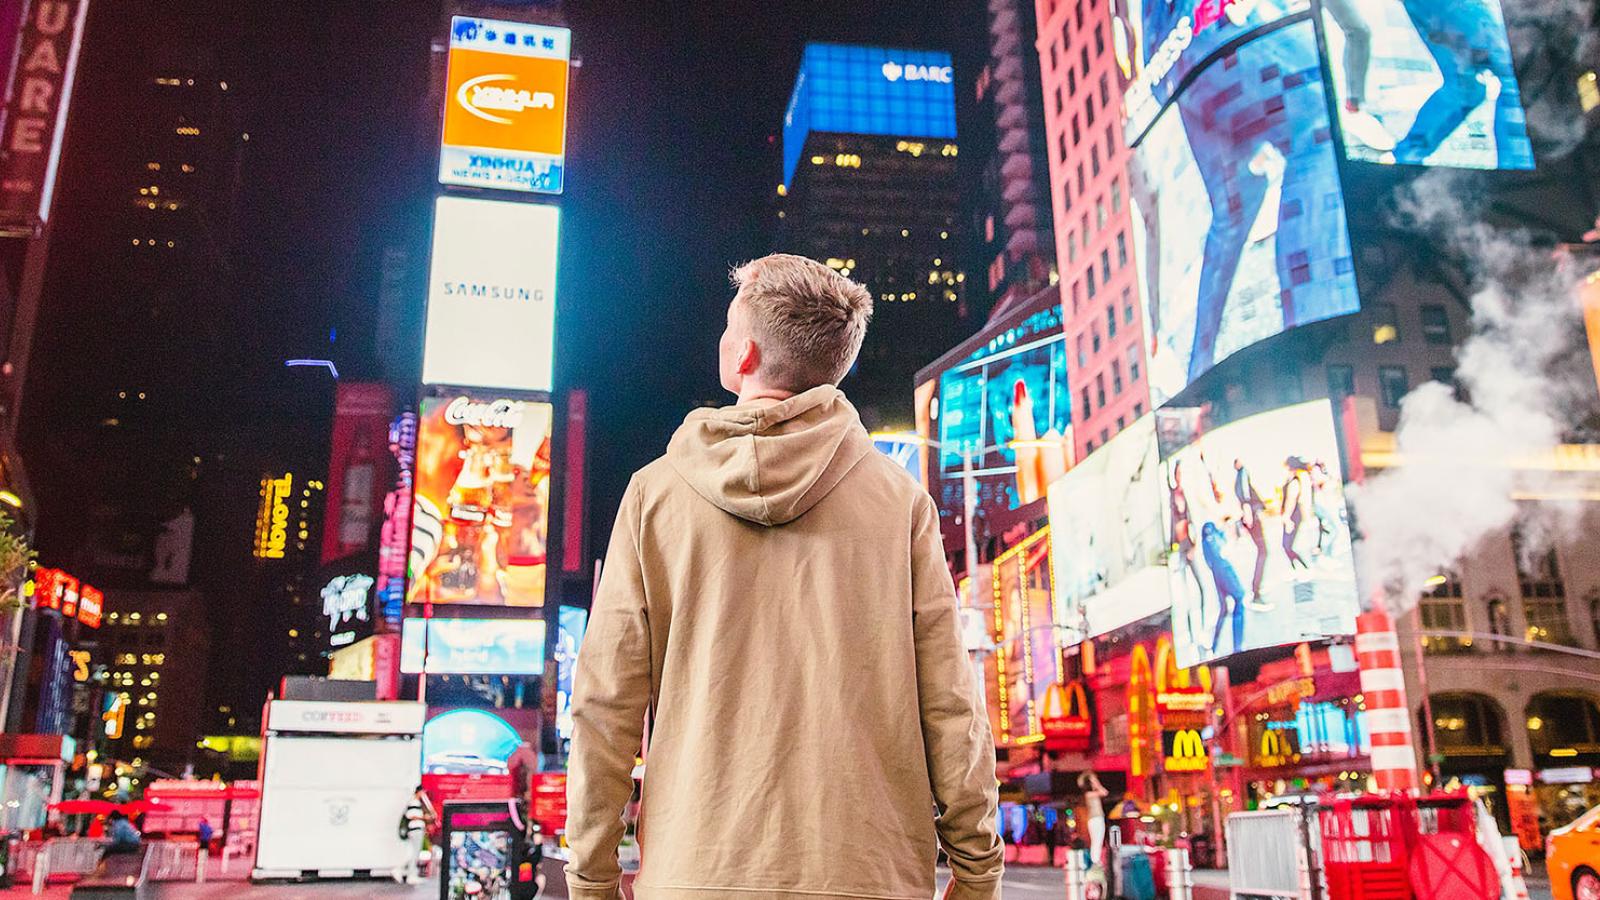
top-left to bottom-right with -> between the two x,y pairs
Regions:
565,478 -> 652,900
910,495 -> 1004,899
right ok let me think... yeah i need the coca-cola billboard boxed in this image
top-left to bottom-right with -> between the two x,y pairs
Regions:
322,383 -> 395,564
0,0 -> 88,232
409,392 -> 552,608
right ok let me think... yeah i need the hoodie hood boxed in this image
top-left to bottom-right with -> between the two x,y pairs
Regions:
666,385 -> 874,526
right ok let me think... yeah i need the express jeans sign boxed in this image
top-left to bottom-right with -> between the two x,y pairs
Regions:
0,0 -> 88,230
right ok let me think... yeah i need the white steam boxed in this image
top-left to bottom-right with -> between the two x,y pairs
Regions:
1349,169 -> 1592,613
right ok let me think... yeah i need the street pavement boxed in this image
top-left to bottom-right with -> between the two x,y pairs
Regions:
0,862 -> 1557,899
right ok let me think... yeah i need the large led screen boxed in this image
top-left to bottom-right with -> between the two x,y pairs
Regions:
1047,415 -> 1169,642
422,197 -> 559,394
1163,400 -> 1358,668
409,394 -> 552,608
783,43 -> 957,186
988,529 -> 1058,745
935,302 -> 1071,518
400,618 -> 546,675
1112,0 -> 1308,141
1319,0 -> 1532,170
440,17 -> 571,194
1130,20 -> 1359,406
554,606 -> 588,741
422,709 -> 521,776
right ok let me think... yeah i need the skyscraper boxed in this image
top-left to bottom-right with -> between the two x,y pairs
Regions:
1034,0 -> 1148,459
778,43 -> 968,427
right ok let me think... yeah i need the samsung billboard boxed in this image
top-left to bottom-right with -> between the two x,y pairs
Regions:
782,43 -> 957,186
421,196 -> 559,394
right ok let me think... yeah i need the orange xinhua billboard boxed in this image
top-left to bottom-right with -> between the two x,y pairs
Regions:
439,17 -> 571,195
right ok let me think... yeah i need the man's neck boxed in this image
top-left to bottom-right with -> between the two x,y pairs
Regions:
736,385 -> 797,406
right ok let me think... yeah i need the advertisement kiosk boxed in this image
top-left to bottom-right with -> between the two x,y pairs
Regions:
252,700 -> 425,881
441,800 -> 540,900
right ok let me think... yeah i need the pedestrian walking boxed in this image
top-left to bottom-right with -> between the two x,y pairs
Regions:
196,816 -> 214,853
566,254 -> 1003,900
397,784 -> 436,885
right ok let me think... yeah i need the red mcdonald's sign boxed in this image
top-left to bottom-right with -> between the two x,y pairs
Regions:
1040,679 -> 1092,752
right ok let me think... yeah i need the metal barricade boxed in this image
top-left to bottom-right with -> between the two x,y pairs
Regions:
139,841 -> 199,881
41,837 -> 109,881
1226,810 -> 1310,900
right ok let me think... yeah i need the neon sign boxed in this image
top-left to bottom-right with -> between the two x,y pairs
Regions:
253,473 -> 294,559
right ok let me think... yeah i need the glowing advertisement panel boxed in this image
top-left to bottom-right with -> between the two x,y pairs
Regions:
1047,415 -> 1169,641
935,302 -> 1071,519
989,529 -> 1057,745
440,17 -> 571,194
422,709 -> 521,776
422,197 -> 559,394
554,606 -> 588,741
783,43 -> 956,186
1130,20 -> 1359,406
409,395 -> 552,608
1112,0 -> 1308,141
1319,0 -> 1532,170
1163,400 -> 1358,668
400,618 -> 546,675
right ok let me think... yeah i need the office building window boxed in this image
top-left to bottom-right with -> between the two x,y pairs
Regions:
1100,248 -> 1112,285
1067,65 -> 1077,96
1086,265 -> 1097,298
1071,115 -> 1080,146
1431,367 -> 1456,388
1099,73 -> 1110,107
1112,360 -> 1123,395
1080,387 -> 1092,420
1106,303 -> 1117,339
1077,164 -> 1086,197
1122,288 -> 1134,324
1372,302 -> 1400,344
1091,144 -> 1100,176
1096,199 -> 1107,230
1327,364 -> 1354,399
1111,178 -> 1122,213
1086,94 -> 1096,127
1076,334 -> 1087,368
1512,527 -> 1565,599
1127,343 -> 1141,383
1055,86 -> 1064,114
1524,599 -> 1575,646
1099,427 -> 1110,444
1091,326 -> 1101,353
1117,231 -> 1128,267
1095,23 -> 1106,55
1062,18 -> 1071,52
1067,228 -> 1078,262
1059,132 -> 1068,163
1081,46 -> 1090,76
1378,366 -> 1409,408
1095,374 -> 1106,407
1063,178 -> 1073,216
1421,304 -> 1451,344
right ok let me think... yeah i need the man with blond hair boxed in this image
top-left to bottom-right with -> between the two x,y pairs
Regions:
566,253 -> 1003,900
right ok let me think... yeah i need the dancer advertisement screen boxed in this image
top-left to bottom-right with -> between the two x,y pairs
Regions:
1130,20 -> 1360,406
1112,0 -> 1308,142
935,302 -> 1071,520
1047,415 -> 1169,642
409,395 -> 552,608
1319,0 -> 1533,170
1163,400 -> 1359,668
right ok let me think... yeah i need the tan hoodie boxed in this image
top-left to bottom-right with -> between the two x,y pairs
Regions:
565,385 -> 1003,900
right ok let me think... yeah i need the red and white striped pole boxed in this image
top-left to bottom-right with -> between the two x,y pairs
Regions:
1355,607 -> 1418,794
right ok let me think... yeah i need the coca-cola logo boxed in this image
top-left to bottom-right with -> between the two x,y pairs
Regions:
444,397 -> 523,430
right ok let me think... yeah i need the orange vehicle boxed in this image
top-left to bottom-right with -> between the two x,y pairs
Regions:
1548,804 -> 1600,900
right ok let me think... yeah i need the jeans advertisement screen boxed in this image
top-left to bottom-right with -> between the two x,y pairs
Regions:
1162,400 -> 1359,668
1112,0 -> 1308,141
1130,19 -> 1360,406
936,303 -> 1072,518
1319,0 -> 1534,170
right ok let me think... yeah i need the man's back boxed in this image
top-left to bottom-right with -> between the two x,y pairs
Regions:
566,386 -> 1002,900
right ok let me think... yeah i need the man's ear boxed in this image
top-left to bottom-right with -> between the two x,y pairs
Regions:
738,339 -> 761,376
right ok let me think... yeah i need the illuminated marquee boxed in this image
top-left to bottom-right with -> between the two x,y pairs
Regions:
33,567 -> 102,628
253,473 -> 294,560
1163,728 -> 1209,773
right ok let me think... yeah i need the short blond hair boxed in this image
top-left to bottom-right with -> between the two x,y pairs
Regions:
730,253 -> 874,392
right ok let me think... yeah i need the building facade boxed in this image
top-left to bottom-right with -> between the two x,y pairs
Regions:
779,43 -> 968,428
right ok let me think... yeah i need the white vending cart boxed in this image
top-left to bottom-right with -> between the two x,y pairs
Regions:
252,700 -> 426,881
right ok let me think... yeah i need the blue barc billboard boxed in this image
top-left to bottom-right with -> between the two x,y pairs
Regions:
1129,18 -> 1360,405
782,43 -> 957,186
